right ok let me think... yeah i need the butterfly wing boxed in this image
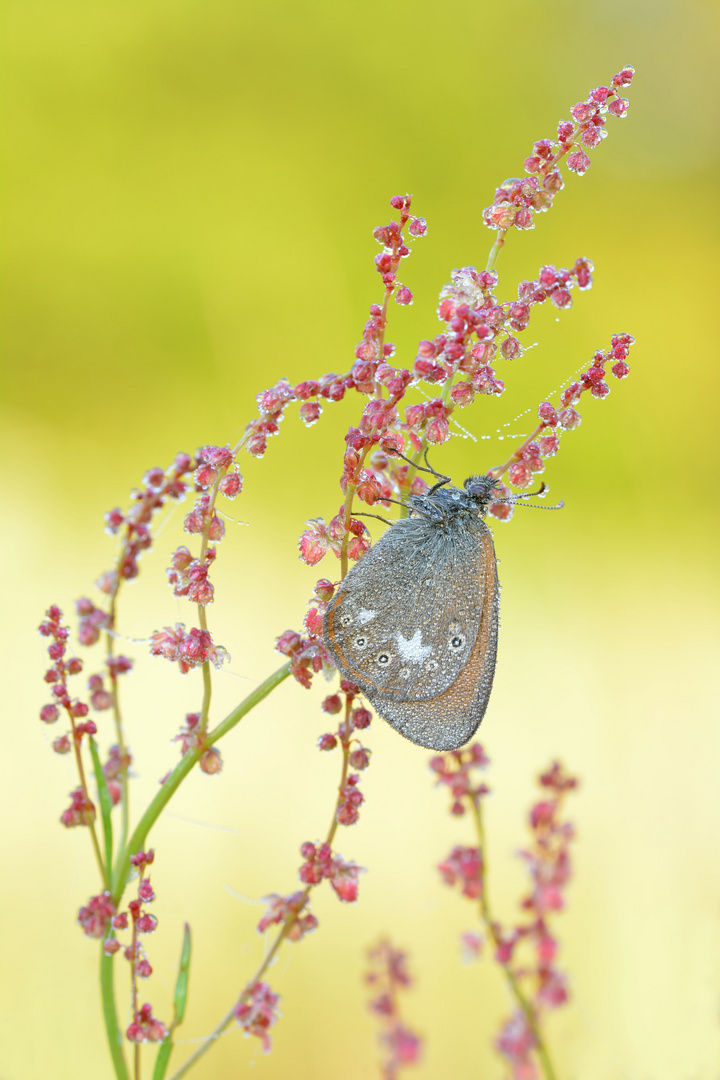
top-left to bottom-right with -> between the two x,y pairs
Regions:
323,515 -> 496,731
374,528 -> 499,750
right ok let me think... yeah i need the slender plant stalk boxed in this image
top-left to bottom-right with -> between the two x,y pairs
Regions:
485,228 -> 507,274
107,598 -> 131,857
69,715 -> 109,889
110,662 -> 292,902
101,947 -> 131,1080
469,798 -> 558,1080
166,663 -> 356,1079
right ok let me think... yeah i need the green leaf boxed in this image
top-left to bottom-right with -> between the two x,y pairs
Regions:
151,1039 -> 173,1080
89,736 -> 113,874
174,923 -> 192,1025
151,923 -> 192,1080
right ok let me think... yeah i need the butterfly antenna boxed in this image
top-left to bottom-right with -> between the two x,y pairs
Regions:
512,499 -> 565,510
387,447 -> 450,485
494,482 -> 564,510
513,481 -> 549,499
355,511 -> 394,526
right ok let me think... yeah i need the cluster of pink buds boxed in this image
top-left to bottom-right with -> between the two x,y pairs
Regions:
490,331 -> 635,491
172,712 -> 223,774
275,627 -> 327,688
60,786 -> 96,826
86,654 -> 132,713
256,891 -> 318,942
126,1004 -> 167,1045
239,195 -> 427,475
493,760 -> 578,1080
194,444 -> 239,493
430,743 -> 489,816
99,850 -> 168,1043
77,891 -> 116,938
437,846 -> 484,901
167,544 -> 217,606
298,842 -> 363,903
38,607 -> 102,785
76,597 -> 109,645
234,981 -> 281,1053
317,680 -> 372,795
103,453 -> 196,587
365,940 -> 422,1079
371,193 -> 427,307
298,511 -> 371,566
433,745 -> 577,1078
103,744 -> 131,805
150,622 -> 229,674
39,606 -> 85,725
484,66 -> 634,232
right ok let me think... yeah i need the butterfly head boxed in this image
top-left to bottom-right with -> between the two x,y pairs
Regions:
463,473 -> 501,511
405,473 -> 499,524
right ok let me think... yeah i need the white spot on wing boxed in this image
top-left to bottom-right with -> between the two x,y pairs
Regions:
395,629 -> 433,664
356,609 -> 377,625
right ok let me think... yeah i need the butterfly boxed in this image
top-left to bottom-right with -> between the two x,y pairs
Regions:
323,473 -> 499,751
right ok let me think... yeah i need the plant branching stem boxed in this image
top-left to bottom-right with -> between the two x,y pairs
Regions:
485,229 -> 507,274
488,421 -> 545,481
167,680 -> 355,1079
469,797 -> 558,1080
69,716 -> 109,889
110,662 -> 292,903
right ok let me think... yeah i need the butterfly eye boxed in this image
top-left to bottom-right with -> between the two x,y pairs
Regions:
399,667 -> 410,679
376,652 -> 393,666
339,613 -> 353,627
449,634 -> 466,650
424,658 -> 439,672
353,636 -> 368,650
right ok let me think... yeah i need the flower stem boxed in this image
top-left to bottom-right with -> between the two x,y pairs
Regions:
110,662 -> 292,903
106,593 -> 131,860
340,445 -> 370,579
485,229 -> 507,274
488,421 -> 545,481
469,797 -> 559,1080
167,692 -> 354,1079
69,717 -> 109,889
100,947 -> 130,1080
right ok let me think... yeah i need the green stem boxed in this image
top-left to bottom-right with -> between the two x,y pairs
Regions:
166,1003 -> 236,1080
111,662 -> 292,902
107,579 -> 131,857
167,690 -> 355,1080
100,947 -> 130,1080
89,736 -> 114,874
485,228 -> 507,274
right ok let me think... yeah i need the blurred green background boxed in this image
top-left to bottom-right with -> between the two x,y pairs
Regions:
2,0 -> 719,1077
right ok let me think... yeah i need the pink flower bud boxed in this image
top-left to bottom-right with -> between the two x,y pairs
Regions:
219,471 -> 243,498
567,150 -> 591,175
508,461 -> 532,488
200,748 -> 223,775
559,407 -> 582,430
314,579 -> 334,602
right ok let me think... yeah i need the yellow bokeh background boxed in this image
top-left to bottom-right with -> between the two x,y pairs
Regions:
2,1 -> 719,1078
